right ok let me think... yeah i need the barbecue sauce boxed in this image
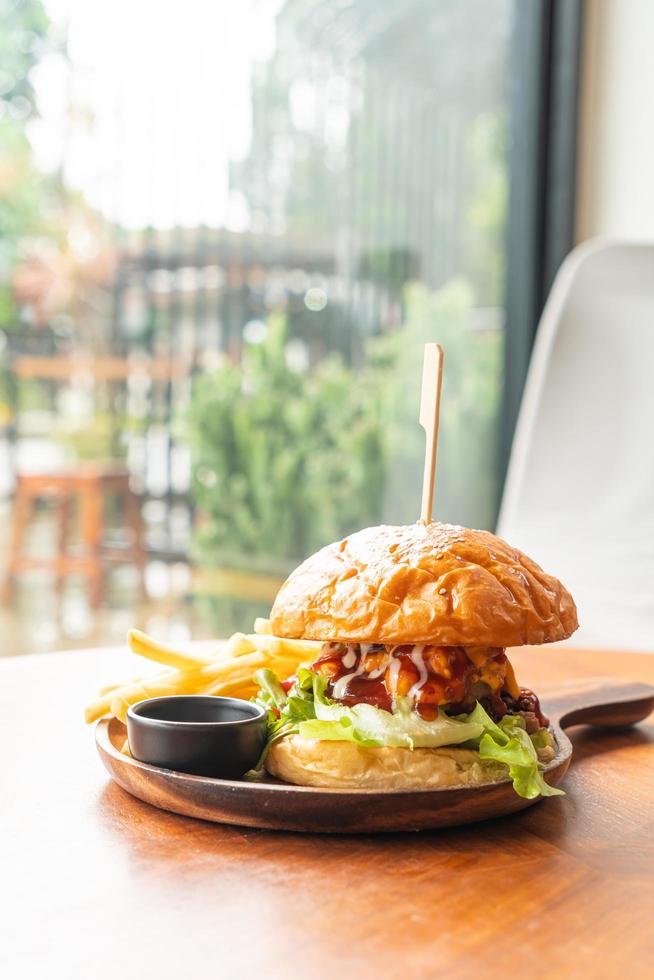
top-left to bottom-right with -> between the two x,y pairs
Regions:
311,642 -> 499,720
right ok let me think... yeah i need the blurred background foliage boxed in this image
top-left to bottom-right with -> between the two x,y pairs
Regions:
188,278 -> 501,568
188,313 -> 389,570
0,0 -> 512,647
376,280 -> 502,532
0,0 -> 52,332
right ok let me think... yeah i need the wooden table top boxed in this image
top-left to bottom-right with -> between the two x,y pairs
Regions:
2,644 -> 654,979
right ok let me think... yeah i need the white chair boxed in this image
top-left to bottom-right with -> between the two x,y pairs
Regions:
497,240 -> 654,652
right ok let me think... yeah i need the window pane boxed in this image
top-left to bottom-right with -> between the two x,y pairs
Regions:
2,0 -> 513,644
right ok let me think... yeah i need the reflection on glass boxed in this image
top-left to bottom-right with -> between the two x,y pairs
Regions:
1,0 -> 513,643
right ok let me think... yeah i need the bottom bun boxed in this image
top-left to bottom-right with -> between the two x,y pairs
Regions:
265,735 -> 508,790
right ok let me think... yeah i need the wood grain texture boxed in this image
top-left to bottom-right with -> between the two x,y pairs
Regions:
96,714 -> 572,832
93,680 -> 654,833
2,645 -> 654,980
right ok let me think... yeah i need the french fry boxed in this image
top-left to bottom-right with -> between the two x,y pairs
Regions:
221,632 -> 258,658
109,671 -> 196,722
127,628 -> 214,670
85,654 -> 262,724
254,617 -> 273,635
85,628 -> 323,725
85,692 -> 119,724
98,681 -> 124,696
244,634 -> 321,658
85,667 -> 189,723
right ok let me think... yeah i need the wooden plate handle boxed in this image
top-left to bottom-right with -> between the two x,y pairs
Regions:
541,681 -> 654,730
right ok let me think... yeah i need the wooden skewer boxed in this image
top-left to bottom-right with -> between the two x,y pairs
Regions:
418,343 -> 444,525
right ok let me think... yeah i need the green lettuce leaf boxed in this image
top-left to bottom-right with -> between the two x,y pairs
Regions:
478,722 -> 563,799
304,672 -> 485,748
254,668 -> 287,709
530,727 -> 555,750
455,701 -> 563,798
252,668 -> 563,799
299,716 -> 380,747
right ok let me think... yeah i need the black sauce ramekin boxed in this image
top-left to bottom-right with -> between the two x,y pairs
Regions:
126,695 -> 267,778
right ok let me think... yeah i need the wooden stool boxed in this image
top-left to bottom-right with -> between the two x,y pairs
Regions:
3,463 -> 146,608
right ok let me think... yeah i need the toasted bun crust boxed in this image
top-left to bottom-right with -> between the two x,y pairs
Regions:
270,522 -> 578,647
266,735 -> 508,790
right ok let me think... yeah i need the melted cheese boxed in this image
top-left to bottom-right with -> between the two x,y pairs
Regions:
465,646 -> 494,668
503,656 -> 521,698
464,647 -> 521,698
323,642 -> 521,708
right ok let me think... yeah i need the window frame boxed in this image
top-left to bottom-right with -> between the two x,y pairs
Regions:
499,0 -> 584,507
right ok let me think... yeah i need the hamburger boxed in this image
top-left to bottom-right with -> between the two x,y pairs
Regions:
253,522 -> 578,799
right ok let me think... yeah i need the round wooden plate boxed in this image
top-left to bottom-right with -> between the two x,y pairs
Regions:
95,680 -> 654,833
